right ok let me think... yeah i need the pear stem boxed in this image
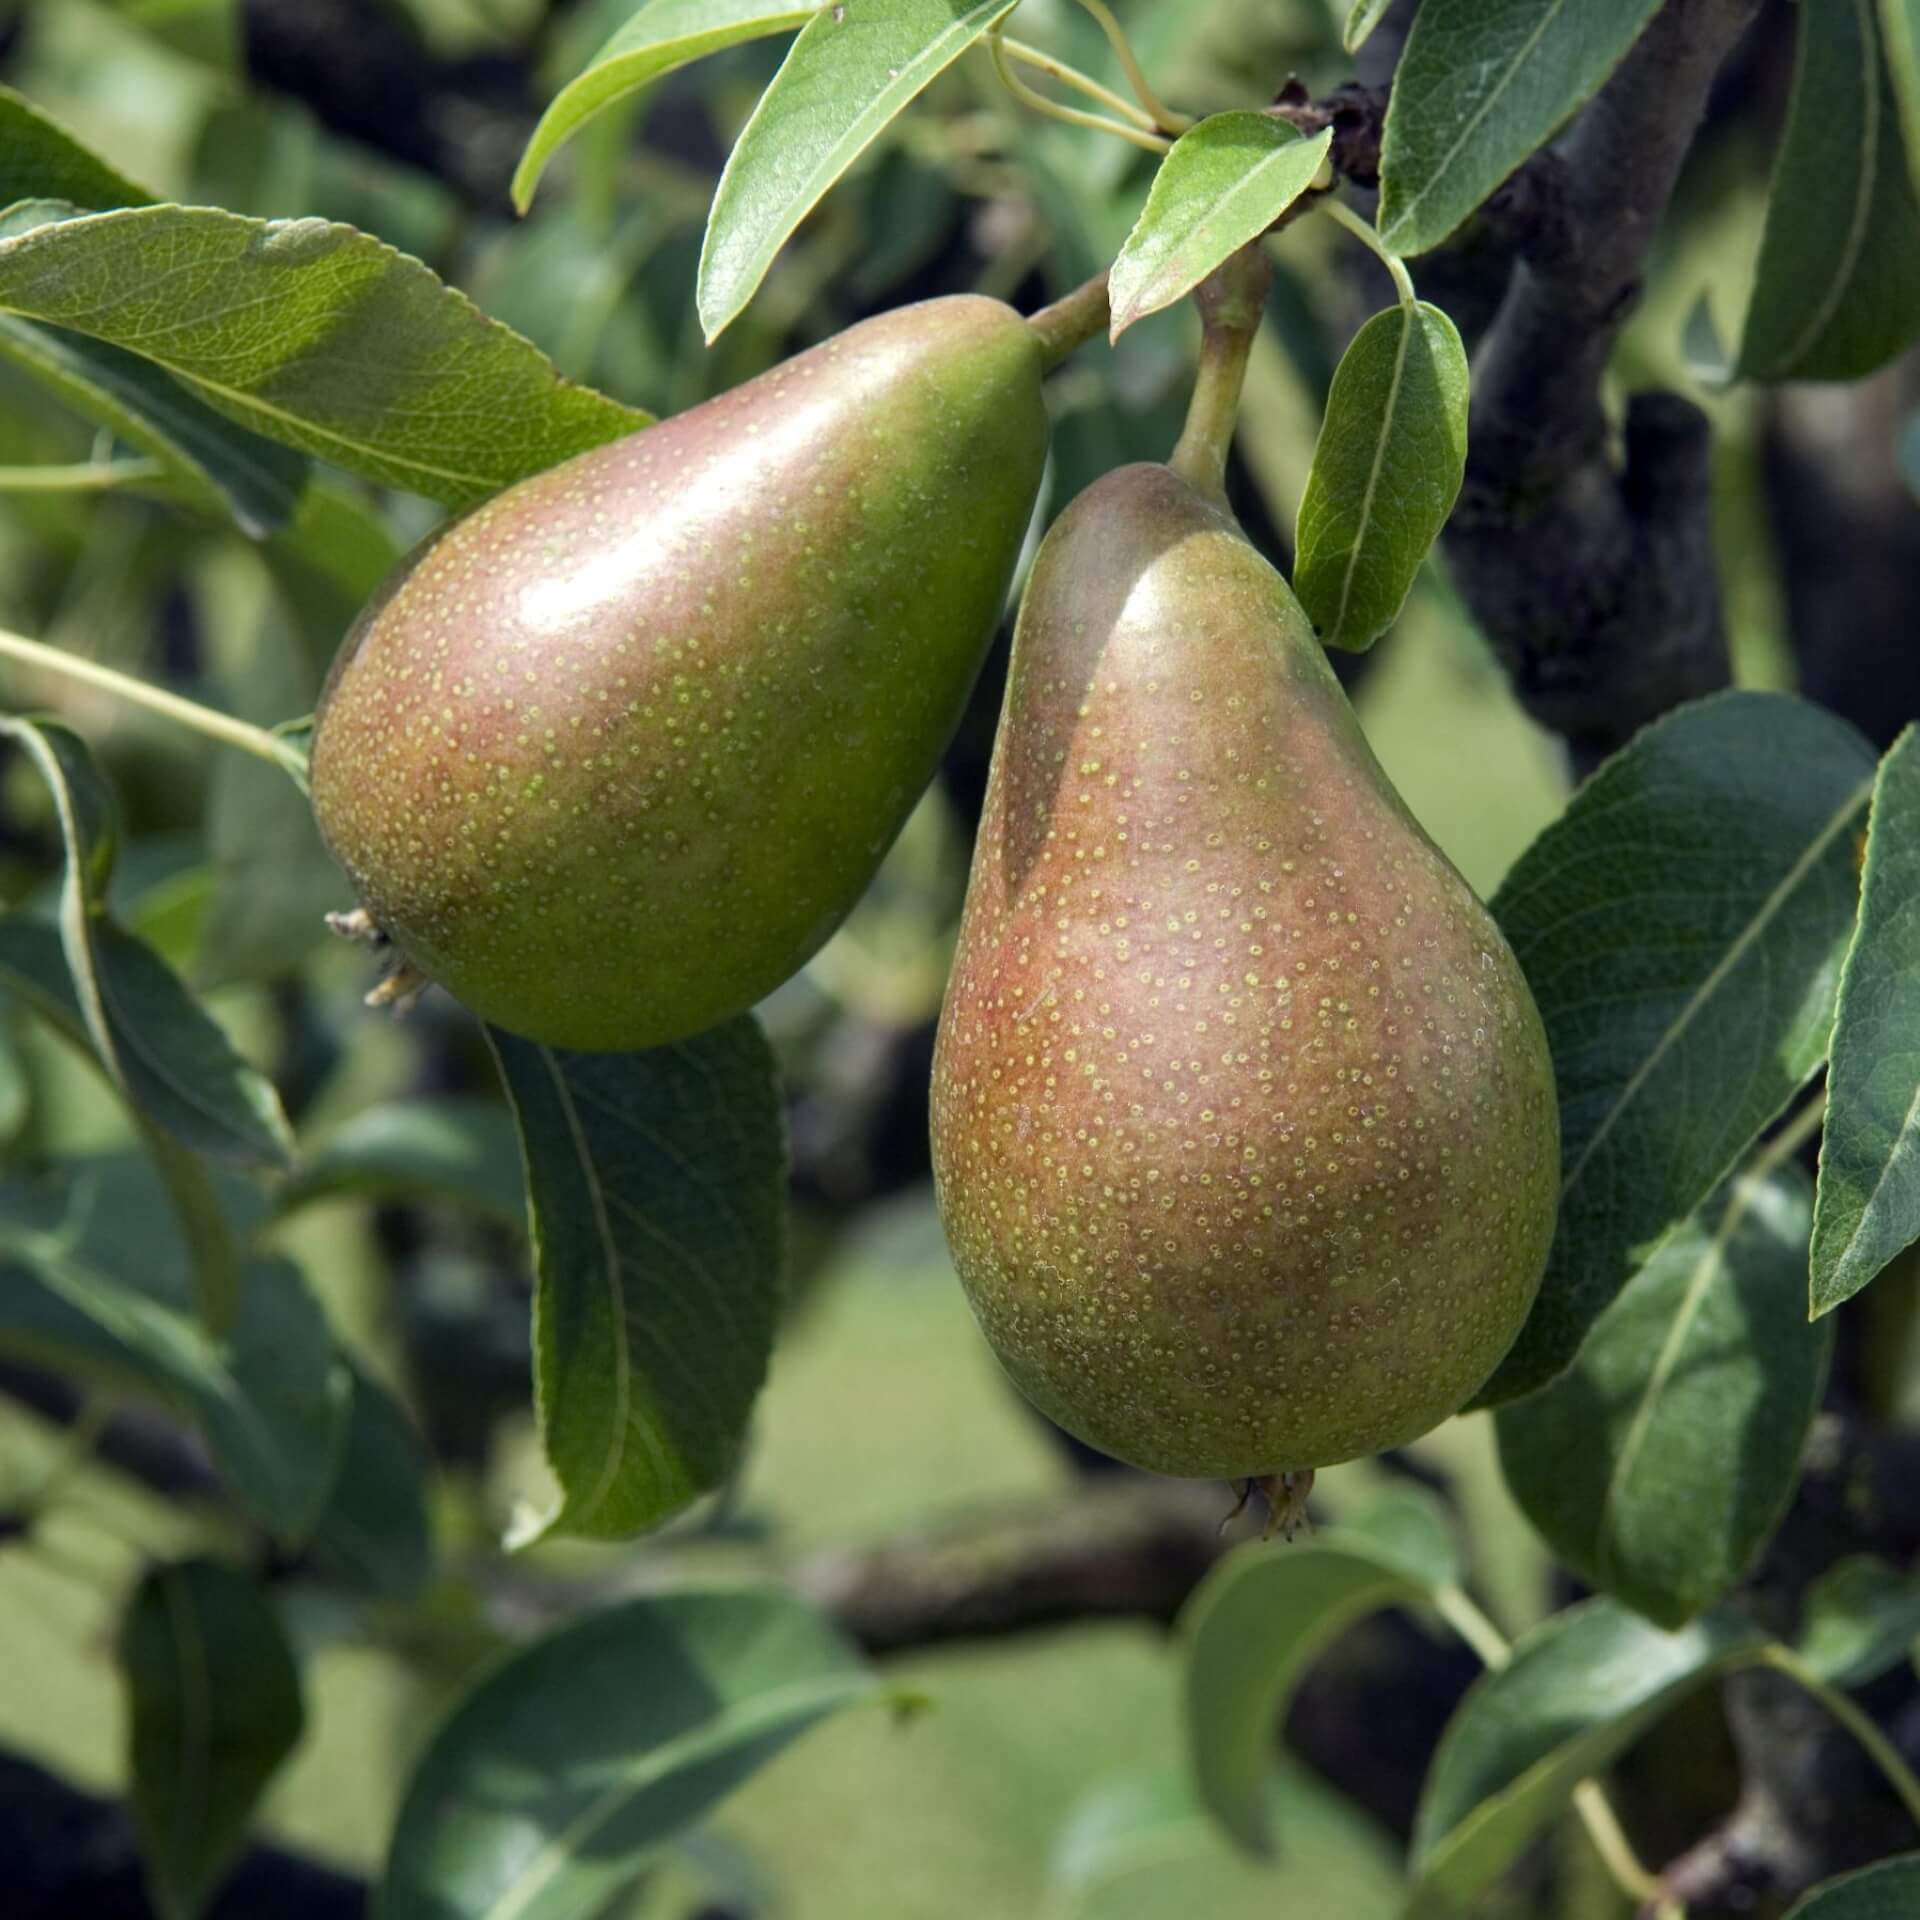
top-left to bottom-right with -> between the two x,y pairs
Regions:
996,34 -> 1161,133
1068,0 -> 1194,134
0,627 -> 295,772
988,30 -> 1171,155
1026,270 -> 1112,371
1168,244 -> 1273,506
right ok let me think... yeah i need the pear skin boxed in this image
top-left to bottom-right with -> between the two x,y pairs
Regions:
311,296 -> 1046,1051
931,463 -> 1558,1478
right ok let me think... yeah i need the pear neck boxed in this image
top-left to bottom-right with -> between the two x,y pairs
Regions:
1168,245 -> 1273,507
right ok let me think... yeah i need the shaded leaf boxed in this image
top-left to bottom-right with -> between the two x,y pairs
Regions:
488,1021 -> 786,1542
697,0 -> 1020,341
1181,1490 -> 1455,1855
0,203 -> 649,506
377,1586 -> 875,1920
1047,1762 -> 1403,1920
122,1558 -> 304,1920
1496,1167 -> 1829,1628
0,83 -> 154,210
515,0 -> 815,212
1812,726 -> 1920,1312
1479,692 -> 1875,1405
1784,1854 -> 1920,1918
1292,299 -> 1467,651
1410,1599 -> 1765,1905
1377,0 -> 1665,257
1796,1557 -> 1920,1690
1107,115 -> 1329,338
0,1155 -> 349,1540
308,1365 -> 434,1601
1886,0 -> 1920,195
275,1095 -> 527,1231
1344,0 -> 1396,56
1736,0 -> 1920,382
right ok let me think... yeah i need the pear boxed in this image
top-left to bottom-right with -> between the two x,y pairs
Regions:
310,295 -> 1047,1051
931,463 -> 1558,1480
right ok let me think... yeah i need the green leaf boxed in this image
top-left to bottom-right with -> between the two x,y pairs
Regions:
1180,1490 -> 1455,1855
308,1364 -> 434,1600
0,1156 -> 350,1540
1478,692 -> 1876,1406
1812,726 -> 1920,1312
0,83 -> 155,210
0,203 -> 650,506
1495,1167 -> 1830,1628
0,718 -> 292,1171
514,0 -> 816,212
1047,1762 -> 1404,1920
1377,0 -> 1665,257
1736,0 -> 1920,381
121,1558 -> 305,1920
1785,1855 -> 1920,1918
1796,1557 -> 1920,1689
696,0 -> 1020,341
275,1096 -> 528,1231
1107,115 -> 1329,339
1291,299 -> 1468,652
488,1021 -> 786,1542
1343,0 -> 1396,56
1886,0 -> 1920,195
377,1585 -> 875,1920
1410,1599 -> 1766,1906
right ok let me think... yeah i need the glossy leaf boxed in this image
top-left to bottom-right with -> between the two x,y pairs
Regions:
1796,1557 -> 1920,1689
0,1156 -> 349,1539
0,83 -> 154,210
696,0 -> 1020,341
1181,1490 -> 1455,1855
1496,1168 -> 1829,1628
308,1365 -> 435,1601
489,1020 -> 786,1542
1784,1855 -> 1920,1918
1377,0 -> 1665,257
0,718 -> 291,1171
121,1558 -> 304,1920
1736,0 -> 1920,382
378,1586 -> 875,1920
1479,692 -> 1875,1405
0,203 -> 649,505
1108,115 -> 1329,338
1048,1762 -> 1403,1919
1410,1599 -> 1765,1905
515,0 -> 815,212
276,1096 -> 528,1231
1292,299 -> 1468,651
1812,726 -> 1920,1312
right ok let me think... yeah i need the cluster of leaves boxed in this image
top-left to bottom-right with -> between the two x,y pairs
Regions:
0,1 -> 1919,1917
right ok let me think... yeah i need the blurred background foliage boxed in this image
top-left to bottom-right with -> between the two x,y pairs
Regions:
0,0 -> 1849,1913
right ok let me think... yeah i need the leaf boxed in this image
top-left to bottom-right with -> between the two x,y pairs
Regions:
275,1096 -> 528,1231
0,83 -> 155,210
1886,0 -> 1920,196
696,0 -> 1021,341
1377,0 -> 1666,257
121,1557 -> 304,1920
1478,692 -> 1876,1406
0,1156 -> 350,1540
1180,1489 -> 1456,1855
1291,299 -> 1468,652
0,203 -> 650,506
1784,1855 -> 1920,1918
0,718 -> 292,1171
377,1585 -> 876,1920
1812,726 -> 1920,1312
1795,1557 -> 1920,1689
1046,1762 -> 1404,1920
488,1020 -> 787,1542
1410,1599 -> 1766,1906
1736,0 -> 1920,382
514,0 -> 816,212
1344,0 -> 1396,56
1107,115 -> 1330,339
308,1365 -> 434,1601
1495,1167 -> 1830,1629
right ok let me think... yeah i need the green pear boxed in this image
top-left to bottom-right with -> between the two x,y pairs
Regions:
310,295 -> 1047,1051
931,463 -> 1558,1480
